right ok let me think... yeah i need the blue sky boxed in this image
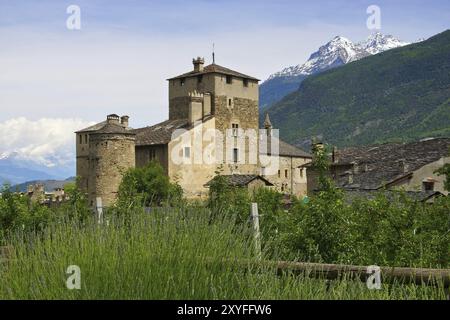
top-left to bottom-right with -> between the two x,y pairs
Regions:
0,0 -> 449,172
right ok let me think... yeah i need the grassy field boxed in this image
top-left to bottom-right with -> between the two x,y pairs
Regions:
0,208 -> 447,300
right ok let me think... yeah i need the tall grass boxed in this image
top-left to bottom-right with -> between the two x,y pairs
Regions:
0,208 -> 447,300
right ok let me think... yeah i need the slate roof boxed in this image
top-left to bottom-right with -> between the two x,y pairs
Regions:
76,121 -> 134,135
205,174 -> 274,187
76,121 -> 107,133
132,119 -> 190,146
92,123 -> 134,135
333,138 -> 450,190
167,63 -> 260,81
260,136 -> 312,158
343,189 -> 444,203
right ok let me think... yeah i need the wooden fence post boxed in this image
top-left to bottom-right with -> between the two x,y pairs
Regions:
250,203 -> 261,260
96,197 -> 103,224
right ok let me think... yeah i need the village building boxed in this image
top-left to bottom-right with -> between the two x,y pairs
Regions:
25,184 -> 70,206
75,58 -> 312,207
306,138 -> 450,202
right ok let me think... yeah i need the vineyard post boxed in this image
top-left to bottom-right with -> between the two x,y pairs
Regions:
250,202 -> 261,260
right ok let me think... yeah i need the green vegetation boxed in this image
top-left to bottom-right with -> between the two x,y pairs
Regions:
0,158 -> 449,299
116,161 -> 183,209
1,209 -> 447,299
265,30 -> 450,148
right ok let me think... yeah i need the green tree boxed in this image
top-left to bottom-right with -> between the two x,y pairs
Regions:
117,161 -> 183,209
57,180 -> 91,222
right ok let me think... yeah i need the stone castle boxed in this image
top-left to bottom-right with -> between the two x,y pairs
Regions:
76,58 -> 312,207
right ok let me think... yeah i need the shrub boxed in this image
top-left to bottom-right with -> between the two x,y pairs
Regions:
116,161 -> 183,209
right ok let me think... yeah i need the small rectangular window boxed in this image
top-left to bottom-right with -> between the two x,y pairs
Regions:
299,168 -> 304,178
85,134 -> 88,144
226,75 -> 232,84
243,78 -> 248,87
232,123 -> 239,137
422,181 -> 434,191
79,135 -> 82,144
184,146 -> 190,158
228,98 -> 232,106
261,167 -> 266,176
278,170 -> 281,178
233,148 -> 239,163
180,78 -> 185,86
285,169 -> 288,178
197,75 -> 203,84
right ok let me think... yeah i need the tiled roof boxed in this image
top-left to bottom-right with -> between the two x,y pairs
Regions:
167,63 -> 260,81
333,138 -> 450,190
132,119 -> 189,146
205,174 -> 274,187
260,136 -> 312,158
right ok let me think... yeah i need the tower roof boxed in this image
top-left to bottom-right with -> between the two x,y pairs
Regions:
167,63 -> 260,81
264,112 -> 272,128
91,122 -> 135,135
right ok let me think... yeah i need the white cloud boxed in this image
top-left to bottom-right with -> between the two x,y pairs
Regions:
0,23 -> 369,129
0,117 -> 94,168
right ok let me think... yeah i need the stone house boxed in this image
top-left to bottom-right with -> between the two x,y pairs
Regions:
76,58 -> 311,207
306,138 -> 450,200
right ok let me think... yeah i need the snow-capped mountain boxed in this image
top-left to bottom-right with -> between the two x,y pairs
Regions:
360,32 -> 410,55
260,33 -> 412,109
267,33 -> 410,79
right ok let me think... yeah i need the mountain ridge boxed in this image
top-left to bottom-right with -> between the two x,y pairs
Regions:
264,29 -> 450,150
260,32 -> 411,109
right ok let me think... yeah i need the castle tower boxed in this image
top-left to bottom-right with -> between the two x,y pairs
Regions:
86,114 -> 136,207
167,58 -> 260,175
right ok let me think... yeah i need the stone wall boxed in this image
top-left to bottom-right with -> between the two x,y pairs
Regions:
88,133 -> 135,207
135,145 -> 169,173
260,155 -> 310,197
167,117 -> 217,199
75,133 -> 90,193
214,95 -> 260,175
169,96 -> 191,120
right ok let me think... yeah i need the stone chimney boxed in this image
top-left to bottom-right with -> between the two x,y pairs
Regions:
346,171 -> 354,185
399,159 -> 409,173
352,162 -> 359,174
121,115 -> 129,128
193,57 -> 205,72
107,114 -> 120,125
363,163 -> 369,172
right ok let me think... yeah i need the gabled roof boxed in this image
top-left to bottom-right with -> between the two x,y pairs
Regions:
205,174 -> 274,187
167,63 -> 260,81
260,136 -> 312,158
132,119 -> 190,146
333,138 -> 450,190
342,189 -> 444,203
